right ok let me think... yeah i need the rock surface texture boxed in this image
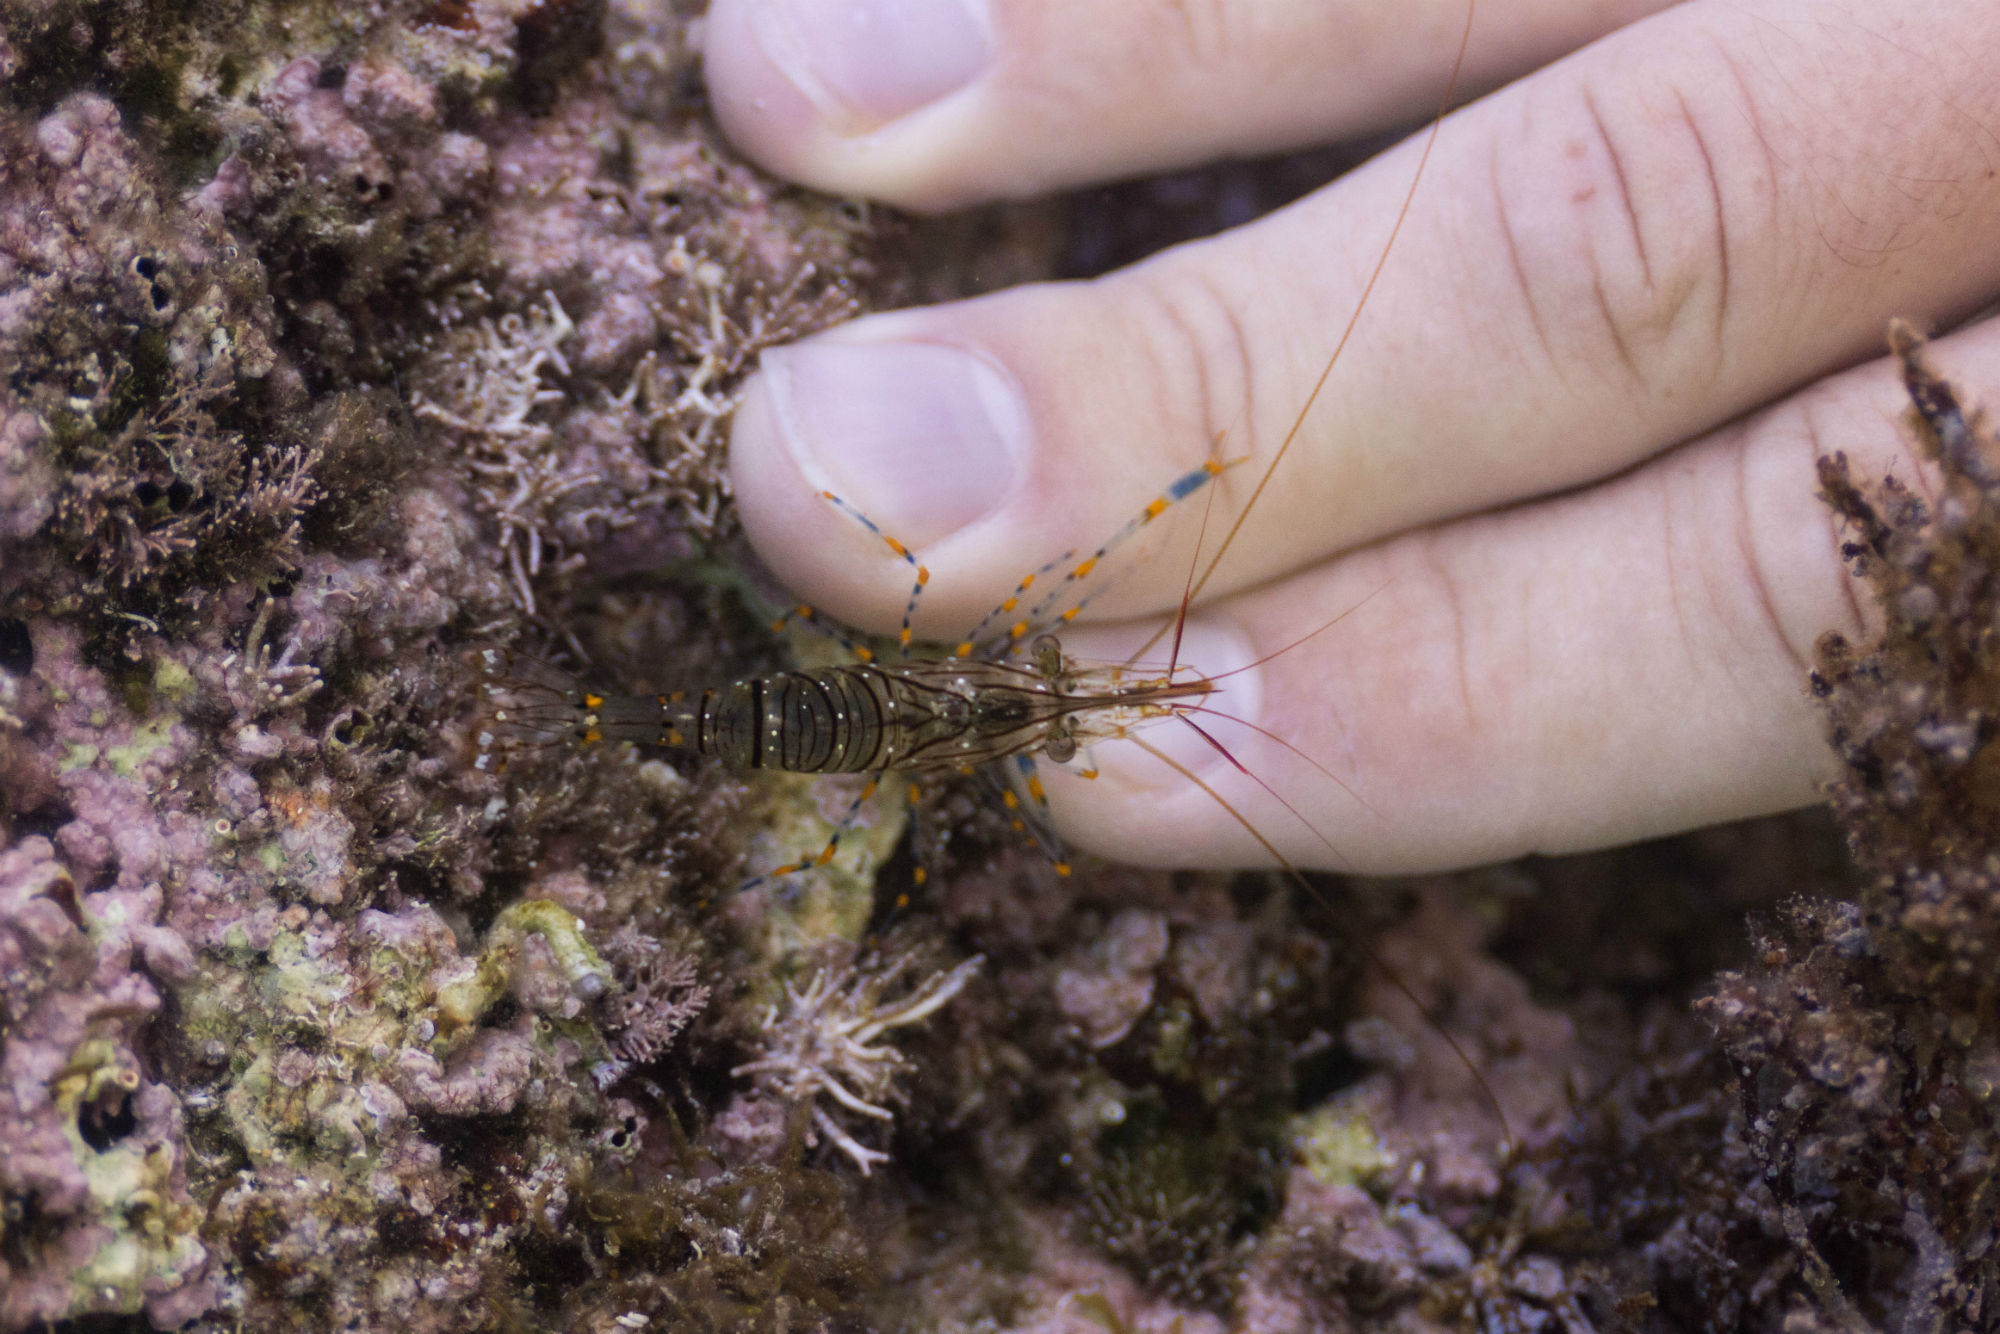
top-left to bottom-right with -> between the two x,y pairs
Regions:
1,0 -> 1995,1329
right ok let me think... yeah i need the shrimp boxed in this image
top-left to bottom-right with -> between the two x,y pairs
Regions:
472,456 -> 1239,875
474,646 -> 1209,777
476,0 -> 1500,1136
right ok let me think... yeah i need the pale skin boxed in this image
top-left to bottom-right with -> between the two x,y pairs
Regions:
708,0 -> 2000,875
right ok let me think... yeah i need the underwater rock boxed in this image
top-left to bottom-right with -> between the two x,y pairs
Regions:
0,837 -> 210,1327
7,0 -> 1991,1323
0,0 -> 884,1323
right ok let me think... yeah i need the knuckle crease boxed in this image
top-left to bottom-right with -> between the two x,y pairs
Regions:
1672,87 -> 1731,350
1580,85 -> 1653,291
1715,46 -> 1784,231
1566,73 -> 1738,393
1592,273 -> 1641,385
1488,151 -> 1559,374
1417,531 -> 1477,735
1168,0 -> 1237,74
1732,431 -> 1811,676
1795,397 -> 1872,644
1658,473 -> 1696,673
1155,263 -> 1260,471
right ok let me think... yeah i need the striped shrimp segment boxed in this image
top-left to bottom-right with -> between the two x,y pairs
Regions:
789,464 -> 1245,869
474,0 -> 1507,1153
477,649 -> 1199,773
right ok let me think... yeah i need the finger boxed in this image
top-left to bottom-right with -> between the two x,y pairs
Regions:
703,0 -> 1664,212
1037,316 -> 1999,875
730,0 -> 2000,638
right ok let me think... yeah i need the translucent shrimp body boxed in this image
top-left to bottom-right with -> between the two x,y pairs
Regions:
474,645 -> 1213,777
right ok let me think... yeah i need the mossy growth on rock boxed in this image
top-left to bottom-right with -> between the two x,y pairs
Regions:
8,0 -> 2000,1322
1690,325 -> 2000,1331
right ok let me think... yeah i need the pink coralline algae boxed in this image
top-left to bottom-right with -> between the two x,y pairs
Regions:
407,83 -> 864,611
0,835 -> 211,1327
0,0 -> 886,1320
5,0 -> 1993,1322
1054,908 -> 1171,1048
1,629 -> 210,1319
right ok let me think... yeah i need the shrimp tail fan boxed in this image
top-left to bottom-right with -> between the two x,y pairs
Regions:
468,647 -> 593,772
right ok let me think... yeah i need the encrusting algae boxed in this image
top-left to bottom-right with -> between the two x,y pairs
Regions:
3,0 -> 2000,1326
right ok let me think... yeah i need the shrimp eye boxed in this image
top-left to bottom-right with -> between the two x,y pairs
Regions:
1030,634 -> 1063,677
1043,725 -> 1076,764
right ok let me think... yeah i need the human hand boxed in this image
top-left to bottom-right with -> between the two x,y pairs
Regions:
706,0 -> 2000,874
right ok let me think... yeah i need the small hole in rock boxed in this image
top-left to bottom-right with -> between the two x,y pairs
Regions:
11,798 -> 72,840
78,1090 -> 139,1151
330,710 -> 369,746
133,256 -> 159,279
165,480 -> 195,512
0,618 -> 32,674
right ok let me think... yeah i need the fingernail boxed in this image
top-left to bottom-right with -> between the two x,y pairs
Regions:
1058,619 -> 1265,787
757,340 -> 1028,550
748,0 -> 994,131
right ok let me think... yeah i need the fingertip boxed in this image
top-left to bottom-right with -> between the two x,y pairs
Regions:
728,362 -> 831,601
724,360 -> 795,543
703,0 -> 1639,213
729,248 -> 1330,635
729,357 -> 885,626
731,327 -> 1035,619
702,0 -> 998,211
702,0 -> 826,183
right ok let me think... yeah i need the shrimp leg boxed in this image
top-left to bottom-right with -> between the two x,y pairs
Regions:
743,774 -> 887,889
814,489 -> 931,656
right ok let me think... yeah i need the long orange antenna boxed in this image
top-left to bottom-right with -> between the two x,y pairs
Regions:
1170,711 -> 1349,865
1130,0 -> 1478,669
1167,452 -> 1228,676
1197,580 -> 1394,688
1188,5 -> 1475,611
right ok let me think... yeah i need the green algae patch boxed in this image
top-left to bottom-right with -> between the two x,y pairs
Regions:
151,657 -> 195,705
52,717 -> 176,777
434,899 -> 615,1036
50,1040 -> 207,1316
106,717 -> 179,778
1295,1098 -> 1396,1192
742,770 -> 908,982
